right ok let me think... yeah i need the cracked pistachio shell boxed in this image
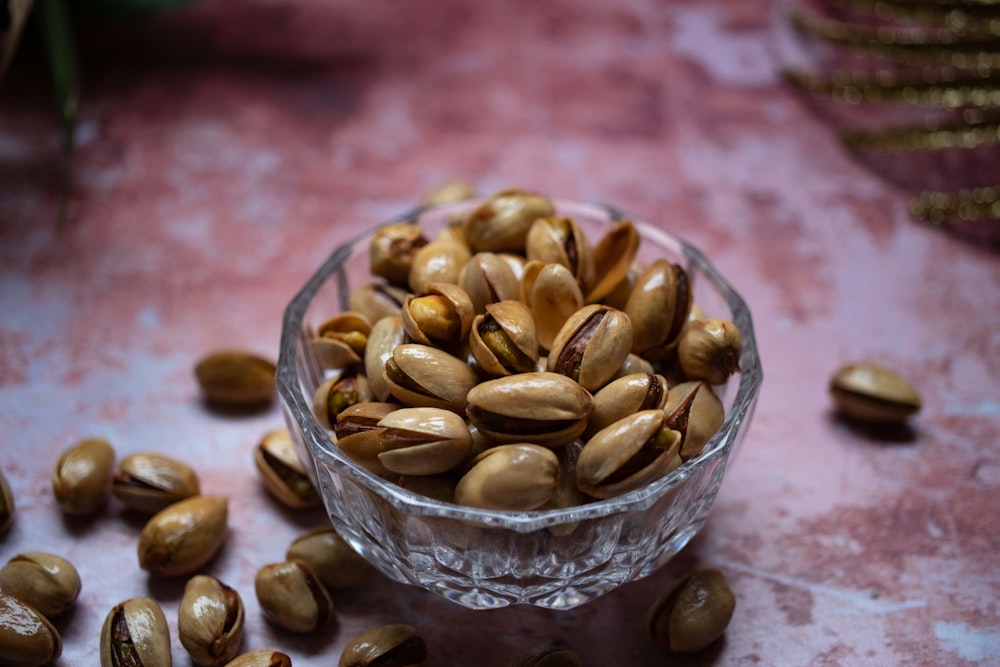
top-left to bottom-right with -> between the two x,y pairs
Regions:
458,252 -> 522,314
312,372 -> 374,429
470,300 -> 539,376
339,624 -> 427,667
254,561 -> 333,634
522,261 -> 584,352
402,282 -> 474,348
223,651 -> 292,667
0,552 -> 81,619
178,575 -> 244,667
286,528 -> 373,589
677,318 -> 742,385
577,411 -> 682,499
348,283 -> 409,325
465,372 -> 593,447
586,373 -> 669,439
547,304 -> 633,392
624,259 -> 692,358
0,592 -> 61,667
420,179 -> 476,206
254,428 -> 319,510
586,219 -> 640,304
112,452 -> 200,515
510,641 -> 583,667
455,444 -> 560,511
647,569 -> 735,653
829,362 -> 922,423
100,597 -> 171,667
52,437 -> 115,516
663,381 -> 725,461
0,468 -> 13,535
464,188 -> 555,253
334,402 -> 401,477
313,312 -> 372,369
376,408 -> 473,476
364,315 -> 405,402
138,495 -> 228,576
195,351 -> 276,407
525,216 -> 595,293
369,222 -> 429,287
383,344 -> 479,414
407,239 -> 471,295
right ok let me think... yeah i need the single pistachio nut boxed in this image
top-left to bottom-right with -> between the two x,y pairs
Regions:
376,408 -> 473,476
254,428 -> 320,509
577,411 -> 682,499
586,219 -> 640,304
338,624 -> 427,667
0,552 -> 81,618
312,371 -> 374,429
455,444 -> 560,511
464,188 -> 555,253
647,569 -> 736,653
223,651 -> 292,667
138,495 -> 228,576
178,575 -> 244,667
370,222 -> 429,287
334,402 -> 401,477
510,640 -> 582,667
401,282 -> 475,348
624,259 -> 692,358
829,362 -> 922,423
677,318 -> 742,385
100,597 -> 171,667
407,239 -> 471,295
466,372 -> 593,447
663,381 -> 725,460
383,344 -> 479,414
458,252 -> 521,314
254,560 -> 333,634
112,452 -> 201,515
313,312 -> 372,369
364,315 -> 405,402
0,467 -> 13,535
52,437 -> 115,516
547,304 -> 633,392
0,591 -> 62,667
522,261 -> 585,352
195,351 -> 276,407
586,372 -> 669,439
469,300 -> 539,376
348,283 -> 409,325
420,179 -> 476,206
286,527 -> 373,589
525,216 -> 595,293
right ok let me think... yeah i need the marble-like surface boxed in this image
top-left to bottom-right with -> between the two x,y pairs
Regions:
2,1 -> 998,665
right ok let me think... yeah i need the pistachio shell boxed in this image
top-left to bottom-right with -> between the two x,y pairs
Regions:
0,552 -> 81,618
195,351 -> 276,406
525,216 -> 595,292
312,372 -> 374,429
254,429 -> 320,510
523,262 -> 584,352
458,252 -> 522,314
647,569 -> 735,653
401,282 -> 474,348
52,437 -> 115,516
455,444 -> 560,510
339,624 -> 427,667
138,495 -> 228,576
254,561 -> 333,634
469,300 -> 539,376
829,362 -> 922,423
383,344 -> 479,413
348,283 -> 409,324
364,315 -> 405,402
100,597 -> 171,667
224,651 -> 292,667
586,219 -> 640,304
369,222 -> 429,286
624,260 -> 691,357
677,318 -> 742,385
663,381 -> 725,460
0,592 -> 62,667
510,641 -> 583,667
376,408 -> 473,476
112,452 -> 201,515
178,575 -> 244,667
547,304 -> 633,392
407,239 -> 471,294
0,468 -> 14,535
334,402 -> 401,477
586,373 -> 669,439
286,528 -> 373,589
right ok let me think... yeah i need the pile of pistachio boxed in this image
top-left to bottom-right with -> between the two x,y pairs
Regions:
310,188 -> 743,511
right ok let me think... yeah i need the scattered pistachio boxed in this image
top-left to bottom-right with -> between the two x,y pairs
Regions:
829,362 -> 922,423
138,495 -> 228,576
509,640 -> 582,667
195,350 -> 276,407
338,624 -> 427,667
179,575 -> 244,667
285,528 -> 373,589
254,561 -> 333,634
100,597 -> 172,667
112,452 -> 201,515
254,428 -> 320,509
52,437 -> 116,516
0,552 -> 81,618
0,591 -> 62,667
224,651 -> 292,667
647,569 -> 735,653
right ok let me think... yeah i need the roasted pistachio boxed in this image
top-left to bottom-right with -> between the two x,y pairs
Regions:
0,552 -> 81,618
52,437 -> 115,516
525,216 -> 595,293
420,179 -> 476,206
383,344 -> 479,413
647,569 -> 735,653
407,239 -> 471,295
195,351 -> 276,407
663,381 -> 725,460
586,219 -> 640,304
334,402 -> 401,477
401,282 -> 474,348
577,411 -> 682,499
286,528 -> 373,589
370,222 -> 429,287
178,575 -> 244,667
624,259 -> 691,359
455,444 -> 560,511
254,428 -> 320,509
829,362 -> 922,423
522,261 -> 584,352
138,495 -> 228,576
112,452 -> 201,515
0,591 -> 62,667
313,312 -> 372,369
348,283 -> 409,325
469,300 -> 539,376
312,371 -> 374,429
100,597 -> 171,667
377,408 -> 473,476
464,188 -> 555,253
224,651 -> 292,667
0,467 -> 13,535
547,304 -> 633,392
364,315 -> 405,402
677,318 -> 742,385
465,372 -> 593,447
458,252 -> 522,314
510,640 -> 582,667
338,624 -> 427,667
586,372 -> 669,439
254,560 -> 333,634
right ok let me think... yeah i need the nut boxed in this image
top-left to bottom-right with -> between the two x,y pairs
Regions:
138,495 -> 228,576
178,575 -> 245,667
338,624 -> 427,667
194,350 -> 276,407
455,444 -> 560,510
100,597 -> 171,667
586,372 -> 668,439
312,371 -> 374,429
112,452 -> 201,515
51,437 -> 115,516
0,467 -> 13,535
647,569 -> 735,653
0,552 -> 81,618
469,300 -> 539,376
0,591 -> 62,666
677,318 -> 742,385
383,344 -> 479,413
285,528 -> 373,589
624,259 -> 692,359
376,408 -> 473,476
313,312 -> 372,369
407,239 -> 471,294
254,428 -> 320,509
509,640 -> 582,667
334,402 -> 401,477
546,304 -> 633,392
663,381 -> 725,460
369,222 -> 429,286
829,362 -> 922,423
586,219 -> 640,304
521,261 -> 584,352
348,283 -> 409,325
254,560 -> 333,634
525,216 -> 595,292
401,282 -> 474,348
464,188 -> 555,253
420,179 -> 476,206
458,251 -> 521,313
223,651 -> 292,667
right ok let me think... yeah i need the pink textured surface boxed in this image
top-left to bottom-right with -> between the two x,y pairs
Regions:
2,1 -> 999,665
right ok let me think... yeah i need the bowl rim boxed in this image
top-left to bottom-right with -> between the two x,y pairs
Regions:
276,198 -> 762,532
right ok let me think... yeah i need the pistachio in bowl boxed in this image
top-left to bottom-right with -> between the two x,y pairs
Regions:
276,189 -> 761,610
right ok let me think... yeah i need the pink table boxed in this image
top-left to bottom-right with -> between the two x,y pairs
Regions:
2,1 -> 998,664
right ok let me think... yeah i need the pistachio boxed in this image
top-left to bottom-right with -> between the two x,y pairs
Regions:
286,528 -> 373,589
0,552 -> 81,618
52,437 -> 115,516
224,651 -> 292,667
138,495 -> 228,576
100,597 -> 171,667
663,381 -> 724,460
677,318 -> 742,385
178,575 -> 244,667
525,216 -> 595,293
401,282 -> 474,348
383,344 -> 479,413
465,372 -> 593,447
112,452 -> 201,515
370,222 -> 429,287
577,411 -> 682,499
334,402 -> 401,477
338,624 -> 427,667
313,312 -> 372,369
0,467 -> 13,535
364,315 -> 405,402
586,372 -> 669,439
194,351 -> 276,407
586,219 -> 640,304
522,261 -> 584,352
546,304 -> 633,392
376,408 -> 473,476
0,591 -> 62,667
420,179 -> 476,206
254,561 -> 333,634
829,362 -> 922,423
254,428 -> 320,509
455,444 -> 560,510
647,569 -> 735,653
510,640 -> 582,667
407,239 -> 471,295
464,188 -> 555,253
469,300 -> 539,376
349,283 -> 409,325
624,259 -> 691,359
602,260 -> 644,311
312,371 -> 374,429
458,252 -> 522,314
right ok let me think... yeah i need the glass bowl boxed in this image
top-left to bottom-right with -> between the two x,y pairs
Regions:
276,198 -> 762,610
